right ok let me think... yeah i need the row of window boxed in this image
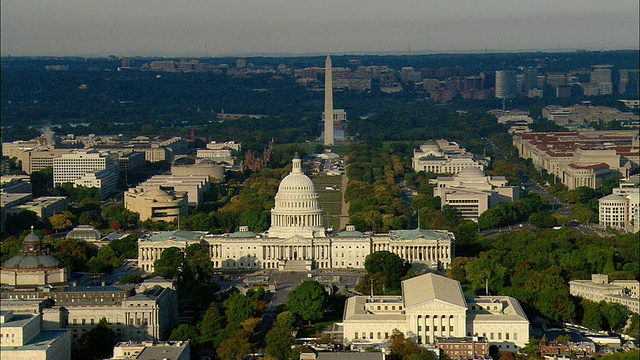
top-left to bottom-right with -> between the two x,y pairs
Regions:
355,331 -> 390,340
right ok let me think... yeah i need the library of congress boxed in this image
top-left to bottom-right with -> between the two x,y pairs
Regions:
138,157 -> 455,272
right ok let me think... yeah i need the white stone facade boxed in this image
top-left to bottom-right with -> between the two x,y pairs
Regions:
53,150 -> 117,186
412,140 -> 486,175
598,188 -> 639,232
138,158 -> 455,273
430,167 -> 519,221
570,274 -> 639,314
124,187 -> 188,222
341,274 -> 529,352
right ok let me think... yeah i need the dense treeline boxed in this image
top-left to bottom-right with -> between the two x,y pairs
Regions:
448,228 -> 639,332
345,143 -> 413,232
0,230 -> 138,274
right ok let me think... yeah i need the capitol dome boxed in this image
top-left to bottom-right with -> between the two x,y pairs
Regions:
268,155 -> 326,238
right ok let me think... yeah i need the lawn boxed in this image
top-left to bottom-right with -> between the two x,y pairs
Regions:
312,174 -> 344,231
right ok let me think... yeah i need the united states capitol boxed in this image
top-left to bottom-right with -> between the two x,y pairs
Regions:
138,156 -> 455,273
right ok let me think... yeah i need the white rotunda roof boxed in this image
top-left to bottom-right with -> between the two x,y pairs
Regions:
277,157 -> 317,195
268,155 -> 326,239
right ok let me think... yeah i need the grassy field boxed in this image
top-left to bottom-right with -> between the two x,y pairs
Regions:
311,174 -> 344,231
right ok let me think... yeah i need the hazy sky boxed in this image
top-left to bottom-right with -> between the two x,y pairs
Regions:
2,0 -> 638,56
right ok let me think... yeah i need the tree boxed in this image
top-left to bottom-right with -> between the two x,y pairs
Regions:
406,350 -> 437,360
463,252 -> 508,294
49,211 -> 76,232
265,311 -> 296,360
529,211 -> 557,228
5,210 -> 40,235
78,211 -> 102,228
581,299 -> 605,330
364,251 -> 411,291
86,246 -> 119,275
389,329 -> 420,360
183,242 -> 213,285
287,281 -> 327,324
153,247 -> 184,279
499,352 -> 516,360
601,301 -> 630,332
0,236 -> 22,263
199,303 -> 223,339
224,293 -> 258,327
72,317 -> 116,360
216,331 -> 252,360
446,257 -> 468,284
168,323 -> 198,342
626,313 -> 640,339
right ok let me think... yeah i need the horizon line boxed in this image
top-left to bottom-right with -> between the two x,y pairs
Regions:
2,47 -> 639,59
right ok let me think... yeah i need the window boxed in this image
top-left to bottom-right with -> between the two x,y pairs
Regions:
385,332 -> 389,339
498,333 -> 502,340
506,333 -> 509,340
426,326 -> 429,331
355,332 -> 358,339
490,333 -> 494,340
370,332 -> 374,339
377,332 -> 381,339
514,333 -> 517,340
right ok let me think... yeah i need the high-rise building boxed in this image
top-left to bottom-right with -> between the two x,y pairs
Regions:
620,69 -> 640,95
324,55 -> 334,146
53,150 -> 118,198
590,65 -> 613,95
495,70 -> 517,99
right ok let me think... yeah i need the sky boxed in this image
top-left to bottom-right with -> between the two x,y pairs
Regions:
1,0 -> 638,57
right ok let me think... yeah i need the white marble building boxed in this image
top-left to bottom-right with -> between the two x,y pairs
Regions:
412,140 -> 487,175
341,273 -> 529,353
138,157 -> 455,272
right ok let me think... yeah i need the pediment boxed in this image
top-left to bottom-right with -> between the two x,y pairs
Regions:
406,298 -> 467,312
279,235 -> 312,245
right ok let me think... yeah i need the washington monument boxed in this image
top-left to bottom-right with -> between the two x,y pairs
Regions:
324,54 -> 334,146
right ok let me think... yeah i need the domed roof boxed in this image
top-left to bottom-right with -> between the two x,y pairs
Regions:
146,187 -> 173,200
23,229 -> 41,244
66,225 -> 102,241
457,166 -> 485,178
3,253 -> 61,269
2,228 -> 63,270
277,156 -> 316,195
421,140 -> 441,151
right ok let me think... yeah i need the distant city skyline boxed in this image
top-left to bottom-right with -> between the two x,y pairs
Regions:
1,0 -> 638,57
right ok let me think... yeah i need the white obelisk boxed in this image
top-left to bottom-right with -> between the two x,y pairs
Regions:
324,55 -> 334,146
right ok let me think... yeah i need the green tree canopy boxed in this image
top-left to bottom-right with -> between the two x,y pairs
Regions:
153,247 -> 184,279
199,302 -> 223,339
364,250 -> 411,291
168,323 -> 198,342
287,281 -> 327,323
265,311 -> 297,360
224,293 -> 259,328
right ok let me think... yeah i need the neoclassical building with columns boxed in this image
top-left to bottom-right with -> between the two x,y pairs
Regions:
341,273 -> 529,353
138,156 -> 455,272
